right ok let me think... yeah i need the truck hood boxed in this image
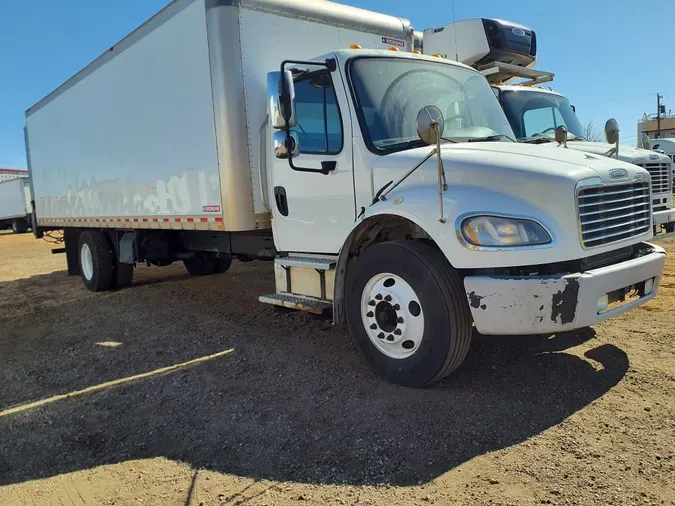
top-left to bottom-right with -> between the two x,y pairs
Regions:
372,141 -> 648,190
560,141 -> 670,165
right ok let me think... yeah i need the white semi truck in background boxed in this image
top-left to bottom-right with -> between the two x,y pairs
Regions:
0,176 -> 32,233
25,0 -> 666,386
421,18 -> 675,234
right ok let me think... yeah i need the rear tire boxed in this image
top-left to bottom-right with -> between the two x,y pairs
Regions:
11,219 -> 29,234
183,254 -> 218,276
345,240 -> 472,387
214,255 -> 232,273
78,231 -> 114,292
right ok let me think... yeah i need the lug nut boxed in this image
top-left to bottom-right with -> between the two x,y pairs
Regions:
375,294 -> 383,300
370,324 -> 377,330
377,332 -> 385,339
386,335 -> 394,341
397,316 -> 404,324
384,294 -> 392,302
394,329 -> 402,335
368,300 -> 376,306
393,304 -> 400,311
366,311 -> 374,318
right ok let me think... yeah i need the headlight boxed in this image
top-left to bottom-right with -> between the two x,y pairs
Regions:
461,215 -> 551,247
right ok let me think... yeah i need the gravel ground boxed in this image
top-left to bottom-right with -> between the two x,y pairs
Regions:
0,229 -> 673,505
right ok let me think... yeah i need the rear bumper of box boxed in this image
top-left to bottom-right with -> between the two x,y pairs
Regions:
464,243 -> 666,335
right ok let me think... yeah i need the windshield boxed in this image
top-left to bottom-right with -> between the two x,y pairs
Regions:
500,89 -> 584,142
349,57 -> 515,153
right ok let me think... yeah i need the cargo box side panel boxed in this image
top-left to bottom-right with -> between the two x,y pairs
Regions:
236,7 -> 410,214
0,179 -> 29,220
26,0 -> 224,230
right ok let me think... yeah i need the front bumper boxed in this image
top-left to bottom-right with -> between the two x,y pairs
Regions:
464,242 -> 666,335
653,208 -> 675,226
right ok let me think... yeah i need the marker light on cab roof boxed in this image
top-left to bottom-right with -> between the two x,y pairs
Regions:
350,44 -> 362,49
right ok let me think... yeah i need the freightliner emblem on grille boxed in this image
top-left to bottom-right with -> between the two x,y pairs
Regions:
609,168 -> 628,179
633,173 -> 649,183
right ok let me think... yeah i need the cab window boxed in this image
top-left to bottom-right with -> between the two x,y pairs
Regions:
291,71 -> 343,154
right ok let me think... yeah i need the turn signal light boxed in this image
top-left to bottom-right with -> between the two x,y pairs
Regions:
350,44 -> 362,49
389,46 -> 400,51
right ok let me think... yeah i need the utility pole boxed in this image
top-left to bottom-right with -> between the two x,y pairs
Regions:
657,93 -> 663,139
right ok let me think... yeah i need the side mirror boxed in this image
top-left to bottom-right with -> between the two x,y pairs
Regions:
641,134 -> 651,150
278,70 -> 296,128
273,131 -> 300,159
416,105 -> 445,145
267,71 -> 296,129
555,125 -> 568,146
604,118 -> 619,145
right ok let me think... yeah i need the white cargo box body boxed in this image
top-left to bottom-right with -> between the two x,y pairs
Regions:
0,177 -> 31,221
25,0 -> 413,232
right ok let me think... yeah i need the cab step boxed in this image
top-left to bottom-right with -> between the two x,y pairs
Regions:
275,255 -> 337,270
258,293 -> 332,314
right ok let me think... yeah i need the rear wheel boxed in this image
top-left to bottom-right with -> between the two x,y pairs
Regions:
183,254 -> 218,276
214,255 -> 232,273
11,219 -> 28,234
78,231 -> 114,292
346,240 -> 472,387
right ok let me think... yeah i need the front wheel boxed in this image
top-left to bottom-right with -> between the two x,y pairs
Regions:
346,241 -> 472,387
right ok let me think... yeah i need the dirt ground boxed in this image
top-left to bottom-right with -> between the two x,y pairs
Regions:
0,230 -> 673,506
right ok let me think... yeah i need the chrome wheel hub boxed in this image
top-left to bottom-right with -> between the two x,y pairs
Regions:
361,273 -> 424,359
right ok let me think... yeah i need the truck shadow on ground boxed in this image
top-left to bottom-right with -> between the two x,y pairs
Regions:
0,261 -> 628,487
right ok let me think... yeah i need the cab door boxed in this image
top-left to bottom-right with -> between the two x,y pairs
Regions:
267,63 -> 355,254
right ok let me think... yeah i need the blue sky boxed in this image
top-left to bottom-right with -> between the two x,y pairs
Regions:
1,0 -> 673,168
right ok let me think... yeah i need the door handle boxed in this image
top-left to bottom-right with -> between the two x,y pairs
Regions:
274,186 -> 289,216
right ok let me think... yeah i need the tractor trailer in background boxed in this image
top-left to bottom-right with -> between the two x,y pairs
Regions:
25,0 -> 666,386
0,176 -> 32,233
420,19 -> 675,234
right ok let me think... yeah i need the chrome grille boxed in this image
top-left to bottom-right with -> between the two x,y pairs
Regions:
637,162 -> 671,195
577,181 -> 651,248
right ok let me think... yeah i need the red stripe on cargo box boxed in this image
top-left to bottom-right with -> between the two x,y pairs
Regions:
152,218 -> 158,222
142,218 -> 148,222
125,218 -> 130,222
215,217 -> 223,223
200,217 -> 208,222
174,218 -> 181,223
163,218 -> 169,222
186,217 -> 194,222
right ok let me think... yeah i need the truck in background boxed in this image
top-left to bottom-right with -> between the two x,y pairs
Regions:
420,19 -> 675,234
25,0 -> 666,386
0,176 -> 32,234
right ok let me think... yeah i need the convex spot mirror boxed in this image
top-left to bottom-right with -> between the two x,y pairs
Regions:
605,118 -> 619,145
641,134 -> 651,150
273,131 -> 300,159
416,105 -> 445,145
555,125 -> 568,145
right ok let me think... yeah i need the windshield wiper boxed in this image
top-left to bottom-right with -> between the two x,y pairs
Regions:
467,134 -> 515,143
441,136 -> 459,143
520,137 -> 553,144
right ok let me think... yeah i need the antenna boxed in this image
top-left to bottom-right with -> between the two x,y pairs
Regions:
451,0 -> 459,61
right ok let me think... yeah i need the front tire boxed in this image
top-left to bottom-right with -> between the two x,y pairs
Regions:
78,230 -> 114,292
346,240 -> 472,387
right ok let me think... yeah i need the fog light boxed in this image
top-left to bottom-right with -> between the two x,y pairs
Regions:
597,294 -> 609,313
644,278 -> 654,296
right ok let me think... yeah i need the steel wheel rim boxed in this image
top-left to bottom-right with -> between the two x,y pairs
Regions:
81,243 -> 94,281
360,272 -> 425,360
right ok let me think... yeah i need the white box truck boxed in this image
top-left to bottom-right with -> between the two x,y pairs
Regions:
25,0 -> 666,386
421,19 -> 675,233
0,177 -> 32,233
